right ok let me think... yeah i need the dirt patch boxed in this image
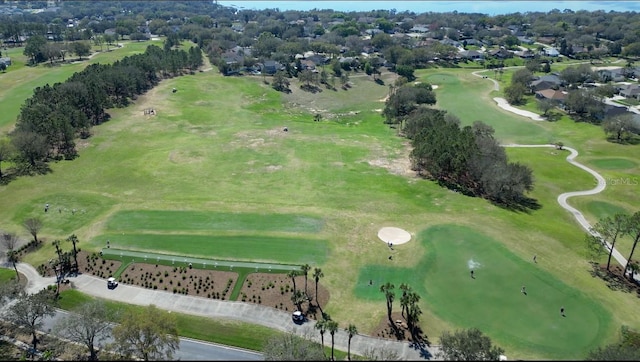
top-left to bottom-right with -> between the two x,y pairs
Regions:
370,311 -> 428,344
238,273 -> 330,319
367,141 -> 415,177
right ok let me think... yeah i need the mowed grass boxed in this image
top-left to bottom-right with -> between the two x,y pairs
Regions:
0,268 -> 17,283
94,233 -> 328,265
588,158 -> 638,170
355,224 -> 612,360
105,210 -> 324,233
0,40 -> 162,132
2,53 -> 640,360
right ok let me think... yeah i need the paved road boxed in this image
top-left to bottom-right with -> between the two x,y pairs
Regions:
39,309 -> 263,361
13,263 -> 437,360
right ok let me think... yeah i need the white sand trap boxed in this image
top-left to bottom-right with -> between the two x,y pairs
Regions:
378,227 -> 411,245
431,85 -> 439,89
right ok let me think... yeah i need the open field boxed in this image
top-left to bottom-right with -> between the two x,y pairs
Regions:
1,46 -> 640,359
0,40 -> 162,132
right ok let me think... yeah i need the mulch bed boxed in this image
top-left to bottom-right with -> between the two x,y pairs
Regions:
590,262 -> 640,297
40,251 -> 331,320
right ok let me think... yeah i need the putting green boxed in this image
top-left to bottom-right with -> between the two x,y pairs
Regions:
584,201 -> 630,220
355,224 -> 611,359
589,158 -> 637,170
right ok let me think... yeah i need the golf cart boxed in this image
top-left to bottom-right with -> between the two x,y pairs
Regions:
107,277 -> 118,289
292,310 -> 304,323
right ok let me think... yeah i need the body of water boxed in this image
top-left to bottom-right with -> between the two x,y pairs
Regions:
218,1 -> 640,15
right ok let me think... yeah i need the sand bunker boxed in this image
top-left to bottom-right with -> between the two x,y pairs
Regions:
377,227 -> 412,245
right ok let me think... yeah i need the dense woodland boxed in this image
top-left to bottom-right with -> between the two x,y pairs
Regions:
382,81 -> 535,208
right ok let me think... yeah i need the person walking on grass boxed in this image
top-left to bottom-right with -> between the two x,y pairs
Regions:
533,255 -> 537,263
470,270 -> 475,279
521,285 -> 526,294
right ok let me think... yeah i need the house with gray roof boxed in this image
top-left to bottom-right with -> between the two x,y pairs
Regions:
529,74 -> 563,92
618,84 -> 640,100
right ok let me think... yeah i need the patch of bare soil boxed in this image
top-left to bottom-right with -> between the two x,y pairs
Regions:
238,273 -> 330,320
367,141 -> 416,177
371,311 -> 430,346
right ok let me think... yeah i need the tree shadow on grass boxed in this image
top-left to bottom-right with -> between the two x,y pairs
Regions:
490,196 -> 542,213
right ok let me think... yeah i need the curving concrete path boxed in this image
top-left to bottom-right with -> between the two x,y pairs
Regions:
502,145 -> 636,281
473,67 -> 634,276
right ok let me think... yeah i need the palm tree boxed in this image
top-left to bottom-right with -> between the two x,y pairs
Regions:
315,318 -> 328,358
380,282 -> 395,326
287,270 -> 298,294
290,289 -> 305,312
406,291 -> 422,341
313,267 -> 324,309
399,283 -> 412,319
52,240 -> 63,264
327,319 -> 339,361
66,234 -> 80,274
300,264 -> 311,298
346,324 -> 358,361
49,259 -> 61,297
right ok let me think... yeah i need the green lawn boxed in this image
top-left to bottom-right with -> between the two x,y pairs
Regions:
105,210 -> 324,233
2,49 -> 640,360
0,268 -> 17,283
94,233 -> 328,265
0,40 -> 163,132
588,158 -> 638,170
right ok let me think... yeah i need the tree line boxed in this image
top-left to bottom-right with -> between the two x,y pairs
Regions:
383,80 -> 536,209
1,41 -> 202,180
0,283 -> 179,361
587,211 -> 640,279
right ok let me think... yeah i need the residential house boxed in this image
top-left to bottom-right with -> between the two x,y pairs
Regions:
514,49 -> 535,58
544,47 -> 560,57
460,50 -> 484,60
517,36 -> 535,45
598,67 -> 626,82
529,74 -> 563,92
299,59 -> 316,71
440,38 -> 461,47
599,104 -> 630,121
410,25 -> 430,33
618,84 -> 640,100
464,39 -> 483,46
262,60 -> 284,75
306,53 -> 329,66
535,89 -> 567,104
489,48 -> 513,59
